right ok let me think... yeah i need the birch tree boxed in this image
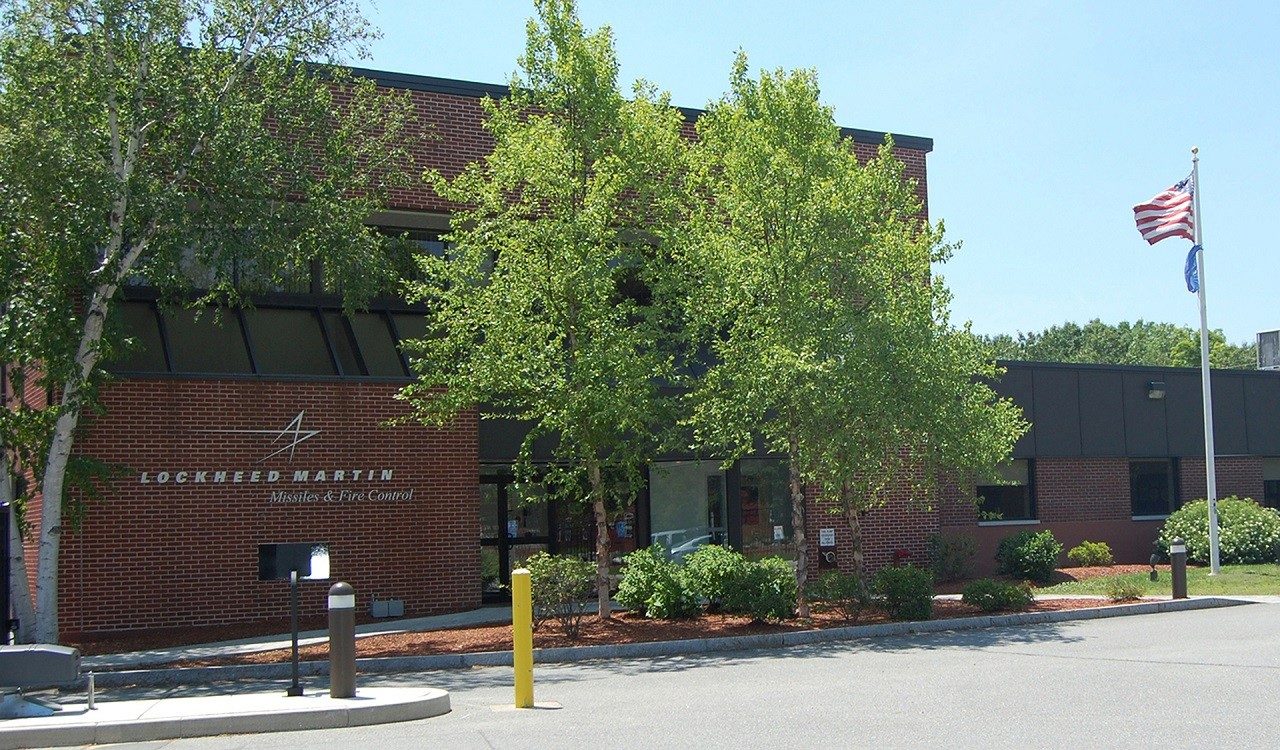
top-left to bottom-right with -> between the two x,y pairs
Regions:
398,0 -> 686,620
0,0 -> 413,643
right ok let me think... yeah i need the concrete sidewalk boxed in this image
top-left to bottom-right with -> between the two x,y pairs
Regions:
0,686 -> 450,750
83,604 -> 518,670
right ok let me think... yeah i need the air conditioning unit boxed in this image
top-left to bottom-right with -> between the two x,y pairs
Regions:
1258,330 -> 1280,370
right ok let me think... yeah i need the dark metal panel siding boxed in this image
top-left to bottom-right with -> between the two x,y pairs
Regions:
1244,376 -> 1280,455
478,417 -> 559,463
1164,373 -> 1205,456
1123,372 -> 1168,456
1078,370 -> 1126,456
1030,369 -> 1081,456
994,367 -> 1036,457
1211,374 -> 1249,455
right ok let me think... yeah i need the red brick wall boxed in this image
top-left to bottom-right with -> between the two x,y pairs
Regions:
1179,456 -> 1264,502
1035,458 -> 1131,523
805,485 -> 940,577
55,378 -> 479,636
359,83 -> 931,220
939,456 -> 1270,576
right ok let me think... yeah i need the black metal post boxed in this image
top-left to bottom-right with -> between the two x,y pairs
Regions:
1,501 -> 10,644
286,569 -> 303,696
328,582 -> 356,698
1171,537 -> 1188,600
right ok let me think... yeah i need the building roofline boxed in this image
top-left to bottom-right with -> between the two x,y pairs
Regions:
998,359 -> 1276,378
348,65 -> 934,154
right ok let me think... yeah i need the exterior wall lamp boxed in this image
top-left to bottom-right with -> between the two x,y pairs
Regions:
1147,380 -> 1166,400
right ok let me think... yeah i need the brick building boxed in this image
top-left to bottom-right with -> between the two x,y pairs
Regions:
17,68 -> 1280,638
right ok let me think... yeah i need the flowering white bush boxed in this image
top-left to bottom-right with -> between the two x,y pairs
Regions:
1158,497 -> 1280,564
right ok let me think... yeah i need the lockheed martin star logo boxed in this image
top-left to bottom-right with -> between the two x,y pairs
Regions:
198,411 -> 321,463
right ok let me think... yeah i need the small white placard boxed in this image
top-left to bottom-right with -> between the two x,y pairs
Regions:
773,525 -> 785,541
819,528 -> 836,547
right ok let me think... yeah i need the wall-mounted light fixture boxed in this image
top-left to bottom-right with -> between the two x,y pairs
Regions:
1147,380 -> 1166,400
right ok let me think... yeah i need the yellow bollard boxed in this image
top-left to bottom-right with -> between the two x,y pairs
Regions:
511,568 -> 534,708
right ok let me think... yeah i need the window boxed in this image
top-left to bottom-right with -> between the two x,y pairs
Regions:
1130,459 -> 1179,517
649,460 -> 727,560
1264,459 -> 1280,510
243,308 -> 336,376
349,312 -> 405,376
164,308 -> 253,374
977,459 -> 1035,522
740,459 -> 795,561
111,302 -> 168,372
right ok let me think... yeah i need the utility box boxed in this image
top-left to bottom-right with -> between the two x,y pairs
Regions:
370,596 -> 404,618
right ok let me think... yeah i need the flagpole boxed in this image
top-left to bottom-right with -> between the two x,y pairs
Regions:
1191,146 -> 1221,575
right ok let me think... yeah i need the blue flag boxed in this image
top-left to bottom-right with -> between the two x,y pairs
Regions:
1185,245 -> 1201,293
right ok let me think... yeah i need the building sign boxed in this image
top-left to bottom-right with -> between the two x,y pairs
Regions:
133,411 -> 417,502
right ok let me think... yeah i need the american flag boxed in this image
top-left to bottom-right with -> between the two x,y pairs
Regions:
1133,175 -> 1195,245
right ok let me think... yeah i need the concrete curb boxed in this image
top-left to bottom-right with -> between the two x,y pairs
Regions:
0,687 -> 450,750
92,596 -> 1250,687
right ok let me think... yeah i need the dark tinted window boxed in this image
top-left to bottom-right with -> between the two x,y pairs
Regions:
165,308 -> 252,373
113,302 -> 168,372
391,313 -> 427,342
243,308 -> 335,376
324,313 -> 364,376
350,312 -> 405,376
1130,460 -> 1178,517
977,459 -> 1035,521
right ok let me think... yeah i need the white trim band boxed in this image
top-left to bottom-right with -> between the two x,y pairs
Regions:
328,594 -> 356,609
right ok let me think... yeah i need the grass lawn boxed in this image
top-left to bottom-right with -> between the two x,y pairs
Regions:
1039,564 -> 1280,596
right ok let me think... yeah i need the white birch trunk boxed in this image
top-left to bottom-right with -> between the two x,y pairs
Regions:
788,436 -> 809,618
587,458 -> 612,621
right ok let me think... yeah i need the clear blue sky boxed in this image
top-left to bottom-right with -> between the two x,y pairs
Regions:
360,1 -> 1280,345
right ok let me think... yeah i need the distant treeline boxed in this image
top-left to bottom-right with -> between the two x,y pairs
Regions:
980,319 -> 1257,370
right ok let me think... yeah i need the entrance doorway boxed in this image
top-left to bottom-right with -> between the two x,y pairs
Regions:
479,474 -> 598,601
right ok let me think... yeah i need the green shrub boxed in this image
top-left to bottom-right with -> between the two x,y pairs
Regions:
723,557 -> 797,622
927,532 -> 977,582
524,552 -> 594,638
683,545 -> 747,611
961,578 -> 1034,613
616,544 -> 699,619
1158,497 -> 1280,565
807,570 -> 867,621
1067,540 -> 1114,567
995,530 -> 1063,584
872,565 -> 934,621
1103,577 -> 1146,602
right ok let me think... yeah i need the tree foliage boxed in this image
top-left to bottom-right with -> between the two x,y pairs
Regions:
0,0 -> 415,642
398,0 -> 686,619
982,319 -> 1255,369
681,56 -> 1025,610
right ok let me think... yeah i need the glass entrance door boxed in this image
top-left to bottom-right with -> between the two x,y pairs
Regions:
479,475 -> 551,601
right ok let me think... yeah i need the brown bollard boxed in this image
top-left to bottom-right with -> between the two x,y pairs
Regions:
328,582 -> 356,698
1170,538 -> 1188,600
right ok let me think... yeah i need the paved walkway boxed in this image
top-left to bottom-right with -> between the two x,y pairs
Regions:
2,594 -> 1249,749
83,605 -> 519,670
0,687 -> 448,750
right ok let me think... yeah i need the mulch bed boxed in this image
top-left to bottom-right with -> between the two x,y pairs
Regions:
159,598 -> 1123,669
70,564 -> 1156,666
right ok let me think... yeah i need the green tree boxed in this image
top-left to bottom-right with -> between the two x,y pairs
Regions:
683,57 -> 1024,612
0,0 -> 414,643
398,0 -> 686,620
983,319 -> 1255,369
1169,329 -> 1257,369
